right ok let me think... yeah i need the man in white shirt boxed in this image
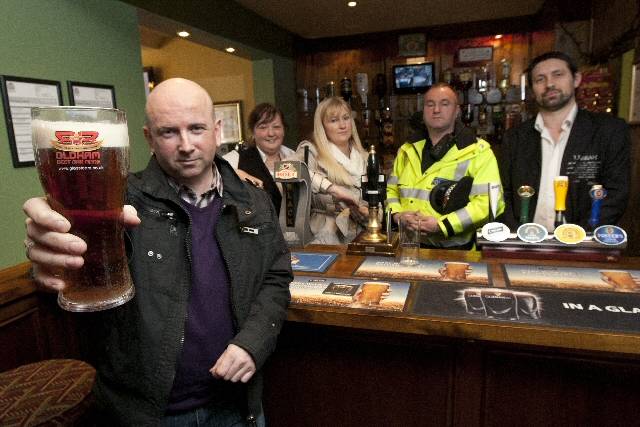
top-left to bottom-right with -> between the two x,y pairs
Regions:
500,51 -> 630,231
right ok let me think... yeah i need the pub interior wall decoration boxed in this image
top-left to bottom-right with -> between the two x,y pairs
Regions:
0,75 -> 63,167
68,81 -> 116,108
214,101 -> 244,145
628,62 -> 640,124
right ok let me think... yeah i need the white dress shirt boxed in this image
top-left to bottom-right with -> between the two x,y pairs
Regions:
533,103 -> 578,231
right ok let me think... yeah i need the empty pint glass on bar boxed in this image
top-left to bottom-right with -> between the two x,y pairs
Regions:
31,107 -> 134,312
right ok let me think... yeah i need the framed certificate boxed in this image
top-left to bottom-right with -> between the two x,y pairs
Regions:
214,101 -> 244,144
1,75 -> 63,167
456,46 -> 493,66
629,62 -> 640,124
68,81 -> 116,108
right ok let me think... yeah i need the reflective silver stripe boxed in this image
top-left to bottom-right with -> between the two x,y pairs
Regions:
455,207 -> 474,229
387,198 -> 400,205
470,184 -> 490,196
469,183 -> 502,196
388,176 -> 399,185
454,160 -> 470,180
399,187 -> 431,200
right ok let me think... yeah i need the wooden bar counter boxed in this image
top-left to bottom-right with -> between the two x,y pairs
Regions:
2,250 -> 640,426
262,245 -> 640,427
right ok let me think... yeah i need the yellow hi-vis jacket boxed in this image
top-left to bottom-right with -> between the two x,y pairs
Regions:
387,136 -> 504,248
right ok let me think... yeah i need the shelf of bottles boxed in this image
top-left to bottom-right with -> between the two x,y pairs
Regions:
444,59 -> 535,145
298,62 -> 536,154
297,73 -> 397,172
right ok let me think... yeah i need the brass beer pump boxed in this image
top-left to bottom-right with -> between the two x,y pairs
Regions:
346,144 -> 398,255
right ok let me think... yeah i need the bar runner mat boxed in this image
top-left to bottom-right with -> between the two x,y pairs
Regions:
354,256 -> 492,285
290,275 -> 410,312
291,252 -> 338,273
412,281 -> 640,334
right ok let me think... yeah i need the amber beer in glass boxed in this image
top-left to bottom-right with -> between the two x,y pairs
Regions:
31,107 -> 134,312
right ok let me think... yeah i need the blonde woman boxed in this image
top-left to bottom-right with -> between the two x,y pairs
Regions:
296,97 -> 369,244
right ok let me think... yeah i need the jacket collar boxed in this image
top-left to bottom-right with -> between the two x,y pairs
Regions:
138,155 -> 257,223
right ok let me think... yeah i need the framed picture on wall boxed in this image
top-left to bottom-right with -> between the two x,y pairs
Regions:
0,75 -> 63,167
214,101 -> 244,144
398,33 -> 426,57
629,62 -> 640,124
455,46 -> 493,66
68,81 -> 116,108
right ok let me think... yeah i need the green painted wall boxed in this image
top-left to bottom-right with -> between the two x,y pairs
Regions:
0,0 -> 148,269
252,57 -> 298,149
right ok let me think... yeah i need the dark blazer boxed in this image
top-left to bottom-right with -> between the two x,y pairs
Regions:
499,109 -> 630,230
238,145 -> 282,215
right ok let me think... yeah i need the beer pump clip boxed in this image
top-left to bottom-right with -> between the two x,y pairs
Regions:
273,150 -> 313,248
346,144 -> 398,256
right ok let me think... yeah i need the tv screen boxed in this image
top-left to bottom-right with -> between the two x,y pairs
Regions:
393,63 -> 435,94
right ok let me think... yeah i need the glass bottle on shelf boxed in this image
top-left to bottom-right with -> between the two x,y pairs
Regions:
458,69 -> 474,126
340,76 -> 352,104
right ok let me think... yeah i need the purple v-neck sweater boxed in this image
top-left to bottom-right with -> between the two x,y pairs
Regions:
166,198 -> 241,413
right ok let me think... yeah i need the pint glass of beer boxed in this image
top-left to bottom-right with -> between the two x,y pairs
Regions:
31,107 -> 134,312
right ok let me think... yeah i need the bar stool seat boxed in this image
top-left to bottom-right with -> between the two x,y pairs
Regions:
0,359 -> 95,426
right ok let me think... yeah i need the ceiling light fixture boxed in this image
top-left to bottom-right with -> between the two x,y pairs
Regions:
177,31 -> 190,38
494,34 -> 503,39
348,1 -> 357,7
225,47 -> 236,53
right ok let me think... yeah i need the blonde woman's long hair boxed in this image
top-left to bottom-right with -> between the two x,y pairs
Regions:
312,97 -> 367,186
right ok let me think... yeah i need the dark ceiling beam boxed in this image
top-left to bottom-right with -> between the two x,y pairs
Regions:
295,14 -> 541,54
121,0 -> 296,58
295,0 -> 593,54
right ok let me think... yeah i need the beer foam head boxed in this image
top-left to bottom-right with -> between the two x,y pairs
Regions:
32,119 -> 129,149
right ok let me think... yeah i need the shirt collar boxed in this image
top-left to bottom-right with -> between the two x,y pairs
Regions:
535,103 -> 578,133
167,163 -> 223,208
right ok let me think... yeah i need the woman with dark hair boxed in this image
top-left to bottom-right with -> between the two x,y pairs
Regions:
224,103 -> 295,214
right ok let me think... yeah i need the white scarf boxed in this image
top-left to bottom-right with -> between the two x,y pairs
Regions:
328,143 -> 365,188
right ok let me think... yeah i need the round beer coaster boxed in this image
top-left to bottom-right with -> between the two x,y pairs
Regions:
481,222 -> 510,242
517,223 -> 548,243
554,224 -> 586,245
593,225 -> 627,246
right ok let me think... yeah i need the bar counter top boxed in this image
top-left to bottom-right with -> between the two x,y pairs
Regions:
286,245 -> 640,357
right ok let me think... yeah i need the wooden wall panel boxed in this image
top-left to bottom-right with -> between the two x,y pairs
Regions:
264,323 -> 456,427
619,125 -> 640,257
483,349 -> 640,427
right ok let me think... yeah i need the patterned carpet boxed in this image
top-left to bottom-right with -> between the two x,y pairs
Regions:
0,359 -> 95,426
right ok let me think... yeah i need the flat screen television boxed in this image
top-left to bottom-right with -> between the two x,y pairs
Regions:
392,63 -> 435,94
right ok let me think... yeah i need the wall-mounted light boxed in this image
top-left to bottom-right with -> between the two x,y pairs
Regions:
348,1 -> 357,7
225,47 -> 236,53
177,30 -> 190,38
494,34 -> 503,39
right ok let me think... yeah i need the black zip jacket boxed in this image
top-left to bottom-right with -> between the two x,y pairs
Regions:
88,155 -> 292,425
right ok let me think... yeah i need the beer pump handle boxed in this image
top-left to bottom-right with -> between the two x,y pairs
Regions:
365,145 -> 381,208
487,183 -> 500,222
588,185 -> 607,230
520,198 -> 530,225
517,185 -> 535,225
553,176 -> 569,228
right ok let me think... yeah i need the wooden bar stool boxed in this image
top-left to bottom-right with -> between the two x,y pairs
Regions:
0,359 -> 95,426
